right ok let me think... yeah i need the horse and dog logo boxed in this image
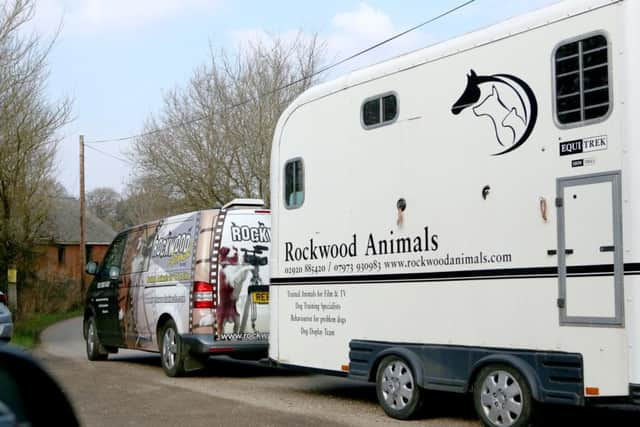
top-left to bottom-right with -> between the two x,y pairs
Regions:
452,69 -> 538,156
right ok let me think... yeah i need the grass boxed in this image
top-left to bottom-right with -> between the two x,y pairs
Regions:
10,309 -> 82,349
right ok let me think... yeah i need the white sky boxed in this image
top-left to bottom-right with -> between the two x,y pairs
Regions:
28,0 -> 561,196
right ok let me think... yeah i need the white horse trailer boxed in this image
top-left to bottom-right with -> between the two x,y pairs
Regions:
269,0 -> 640,425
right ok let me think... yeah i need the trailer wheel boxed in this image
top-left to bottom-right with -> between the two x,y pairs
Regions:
473,364 -> 533,427
160,320 -> 185,377
85,317 -> 108,361
376,355 -> 423,419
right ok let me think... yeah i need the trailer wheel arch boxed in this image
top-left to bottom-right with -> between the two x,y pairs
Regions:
369,347 -> 425,387
468,355 -> 542,401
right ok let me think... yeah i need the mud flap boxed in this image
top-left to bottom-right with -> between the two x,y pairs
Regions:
182,345 -> 206,372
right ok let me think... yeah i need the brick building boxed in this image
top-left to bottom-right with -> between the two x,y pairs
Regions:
36,197 -> 116,285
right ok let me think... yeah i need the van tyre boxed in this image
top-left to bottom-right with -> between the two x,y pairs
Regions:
85,317 -> 108,361
376,355 -> 423,419
160,320 -> 185,377
474,364 -> 533,427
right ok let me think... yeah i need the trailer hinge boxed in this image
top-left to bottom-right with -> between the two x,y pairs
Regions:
555,197 -> 563,208
557,298 -> 566,309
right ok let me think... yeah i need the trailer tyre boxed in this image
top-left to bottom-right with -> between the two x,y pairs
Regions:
85,317 -> 108,361
160,320 -> 185,377
473,364 -> 533,427
376,355 -> 423,419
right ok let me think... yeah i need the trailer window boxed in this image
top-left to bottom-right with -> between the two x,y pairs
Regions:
363,98 -> 381,126
554,34 -> 610,125
362,93 -> 397,129
284,159 -> 304,209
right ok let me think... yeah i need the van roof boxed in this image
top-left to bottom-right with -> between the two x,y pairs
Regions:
222,199 -> 265,209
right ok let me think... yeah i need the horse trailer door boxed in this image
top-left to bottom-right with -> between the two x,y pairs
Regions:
556,172 -> 623,326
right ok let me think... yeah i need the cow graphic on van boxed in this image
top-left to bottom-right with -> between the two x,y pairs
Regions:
451,69 -> 538,155
216,246 -> 254,333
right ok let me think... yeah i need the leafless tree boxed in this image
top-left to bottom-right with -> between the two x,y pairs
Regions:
0,0 -> 72,294
87,187 -> 123,230
118,176 -> 185,227
132,33 -> 324,208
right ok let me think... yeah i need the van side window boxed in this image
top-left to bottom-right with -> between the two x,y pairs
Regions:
555,34 -> 610,125
98,233 -> 127,280
122,227 -> 155,274
284,159 -> 304,209
362,93 -> 398,129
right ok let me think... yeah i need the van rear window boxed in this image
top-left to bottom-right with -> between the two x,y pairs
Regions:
284,158 -> 304,209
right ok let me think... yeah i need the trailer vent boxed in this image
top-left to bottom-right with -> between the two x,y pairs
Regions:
554,34 -> 609,125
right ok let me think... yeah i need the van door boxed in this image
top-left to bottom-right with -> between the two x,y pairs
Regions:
556,172 -> 623,326
94,232 -> 127,346
215,209 -> 271,340
120,226 -> 156,348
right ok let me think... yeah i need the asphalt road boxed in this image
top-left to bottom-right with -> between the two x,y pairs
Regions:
30,317 -> 640,426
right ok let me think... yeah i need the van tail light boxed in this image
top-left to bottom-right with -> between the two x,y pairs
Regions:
0,293 -> 6,305
193,281 -> 214,309
255,209 -> 270,214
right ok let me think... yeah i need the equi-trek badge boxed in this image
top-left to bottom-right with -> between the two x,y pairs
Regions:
559,135 -> 608,156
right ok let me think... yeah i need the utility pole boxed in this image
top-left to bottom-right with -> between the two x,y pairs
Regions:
79,135 -> 86,302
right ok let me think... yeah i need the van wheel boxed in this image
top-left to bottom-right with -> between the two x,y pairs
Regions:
85,317 -> 108,361
160,320 -> 185,377
473,364 -> 533,427
376,355 -> 423,419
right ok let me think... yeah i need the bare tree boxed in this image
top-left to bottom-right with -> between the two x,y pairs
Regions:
87,187 -> 122,230
118,176 -> 185,227
0,0 -> 72,295
133,33 -> 324,208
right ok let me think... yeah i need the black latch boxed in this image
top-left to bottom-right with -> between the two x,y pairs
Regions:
555,197 -> 563,207
600,245 -> 615,253
547,249 -> 573,255
557,298 -> 565,309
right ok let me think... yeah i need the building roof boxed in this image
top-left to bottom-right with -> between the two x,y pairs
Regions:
39,197 -> 116,245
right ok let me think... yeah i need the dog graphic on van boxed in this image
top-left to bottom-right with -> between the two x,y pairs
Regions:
451,69 -> 538,155
117,227 -> 155,347
217,246 -> 253,334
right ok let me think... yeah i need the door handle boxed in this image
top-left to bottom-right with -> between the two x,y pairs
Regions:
599,245 -> 615,253
547,249 -> 574,255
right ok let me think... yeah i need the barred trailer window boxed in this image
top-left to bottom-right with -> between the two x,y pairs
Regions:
555,34 -> 610,125
284,158 -> 304,209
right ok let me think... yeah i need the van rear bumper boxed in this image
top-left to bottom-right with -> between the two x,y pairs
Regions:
180,334 -> 268,359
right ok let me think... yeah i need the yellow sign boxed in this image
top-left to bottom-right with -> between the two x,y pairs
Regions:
7,268 -> 17,284
251,291 -> 269,304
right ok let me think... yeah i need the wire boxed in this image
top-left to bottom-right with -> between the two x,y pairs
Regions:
313,0 -> 475,77
86,0 -> 475,144
85,144 -> 133,165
